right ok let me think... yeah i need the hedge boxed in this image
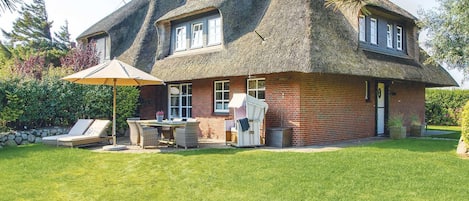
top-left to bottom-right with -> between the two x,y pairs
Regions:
0,73 -> 140,134
425,89 -> 469,126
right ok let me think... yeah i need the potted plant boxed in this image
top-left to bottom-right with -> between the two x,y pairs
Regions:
409,114 -> 424,137
156,111 -> 164,122
388,113 -> 406,139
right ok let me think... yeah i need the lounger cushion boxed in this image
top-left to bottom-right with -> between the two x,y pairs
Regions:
42,119 -> 94,145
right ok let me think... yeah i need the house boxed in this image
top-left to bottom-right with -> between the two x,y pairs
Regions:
77,0 -> 457,146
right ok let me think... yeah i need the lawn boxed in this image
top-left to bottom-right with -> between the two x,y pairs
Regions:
426,125 -> 461,139
1,139 -> 468,201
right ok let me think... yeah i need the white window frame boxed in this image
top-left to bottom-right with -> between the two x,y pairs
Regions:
168,83 -> 192,120
175,26 -> 187,51
214,80 -> 230,113
359,15 -> 366,42
396,26 -> 403,51
247,78 -> 266,101
191,22 -> 204,48
208,17 -> 222,45
95,37 -> 110,63
386,24 -> 393,48
370,18 -> 378,45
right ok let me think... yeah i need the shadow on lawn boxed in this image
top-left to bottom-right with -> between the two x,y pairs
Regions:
0,144 -> 63,160
163,147 -> 253,156
365,138 -> 458,153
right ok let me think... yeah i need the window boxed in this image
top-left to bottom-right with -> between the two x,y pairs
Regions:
191,23 -> 203,48
208,17 -> 222,45
359,15 -> 366,42
95,37 -> 110,63
214,80 -> 230,113
396,26 -> 403,51
247,78 -> 265,101
386,24 -> 393,48
169,83 -> 192,119
370,18 -> 377,45
171,12 -> 222,53
175,26 -> 186,51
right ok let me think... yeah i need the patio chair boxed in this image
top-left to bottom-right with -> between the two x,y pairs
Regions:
126,119 -> 140,145
42,119 -> 94,146
175,121 -> 200,149
57,119 -> 112,147
136,122 -> 158,149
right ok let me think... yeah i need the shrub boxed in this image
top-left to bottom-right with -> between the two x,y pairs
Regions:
461,100 -> 469,146
425,89 -> 469,126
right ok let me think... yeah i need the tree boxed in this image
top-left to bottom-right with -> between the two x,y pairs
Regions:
420,0 -> 469,78
0,0 -> 23,15
54,20 -> 71,51
2,0 -> 53,49
60,41 -> 100,72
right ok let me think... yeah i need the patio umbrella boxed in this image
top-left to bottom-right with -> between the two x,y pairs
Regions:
62,58 -> 164,150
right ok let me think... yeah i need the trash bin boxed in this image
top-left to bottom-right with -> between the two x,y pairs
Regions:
266,127 -> 292,148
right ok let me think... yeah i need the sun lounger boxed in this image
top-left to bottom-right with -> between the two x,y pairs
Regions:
42,119 -> 94,146
58,119 -> 112,147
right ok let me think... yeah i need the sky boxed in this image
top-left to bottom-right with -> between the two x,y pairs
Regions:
0,0 -> 465,88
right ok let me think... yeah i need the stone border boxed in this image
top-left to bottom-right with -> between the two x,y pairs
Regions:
0,127 -> 69,148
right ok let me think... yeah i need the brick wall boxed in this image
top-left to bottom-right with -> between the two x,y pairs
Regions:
139,73 -> 426,146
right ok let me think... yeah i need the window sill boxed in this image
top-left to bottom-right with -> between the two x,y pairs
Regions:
169,45 -> 223,58
213,112 -> 230,116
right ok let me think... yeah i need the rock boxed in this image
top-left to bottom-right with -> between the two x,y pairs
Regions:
8,134 -> 15,140
42,130 -> 50,137
14,136 -> 22,145
35,138 -> 42,143
5,139 -> 17,147
28,134 -> 36,143
21,133 -> 28,140
30,129 -> 38,136
457,136 -> 467,155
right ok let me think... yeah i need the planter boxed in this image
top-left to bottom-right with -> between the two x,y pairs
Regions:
156,115 -> 163,122
266,127 -> 292,148
389,126 -> 406,139
410,125 -> 424,137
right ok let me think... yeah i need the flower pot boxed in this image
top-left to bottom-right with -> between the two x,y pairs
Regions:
156,115 -> 163,122
410,125 -> 424,137
389,126 -> 406,139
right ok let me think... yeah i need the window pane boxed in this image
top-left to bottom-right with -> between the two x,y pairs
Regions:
248,80 -> 256,89
396,26 -> 403,50
182,96 -> 187,105
175,26 -> 186,51
208,17 -> 221,45
187,96 -> 192,105
224,82 -> 229,90
216,92 -> 222,100
187,85 -> 192,94
216,102 -> 222,110
215,82 -> 222,90
224,103 -> 229,110
171,96 -> 179,106
171,108 -> 179,117
387,24 -> 393,48
370,18 -> 377,45
359,15 -> 366,42
258,80 -> 265,89
182,108 -> 187,118
258,91 -> 265,100
223,92 -> 229,99
191,23 -> 203,48
248,91 -> 256,97
187,108 -> 192,118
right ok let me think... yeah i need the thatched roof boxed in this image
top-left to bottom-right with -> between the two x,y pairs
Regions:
78,0 -> 457,87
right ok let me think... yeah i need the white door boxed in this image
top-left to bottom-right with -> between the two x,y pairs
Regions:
376,83 -> 385,135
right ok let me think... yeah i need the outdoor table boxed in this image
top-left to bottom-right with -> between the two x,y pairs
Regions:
137,120 -> 186,145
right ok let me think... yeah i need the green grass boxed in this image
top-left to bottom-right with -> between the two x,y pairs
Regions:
1,139 -> 468,200
426,125 -> 461,139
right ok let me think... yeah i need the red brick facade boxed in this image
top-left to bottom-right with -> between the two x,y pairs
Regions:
140,72 -> 425,146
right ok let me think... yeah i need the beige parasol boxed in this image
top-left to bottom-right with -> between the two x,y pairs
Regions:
62,58 -> 164,149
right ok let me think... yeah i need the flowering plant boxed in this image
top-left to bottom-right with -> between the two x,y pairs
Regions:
156,110 -> 164,116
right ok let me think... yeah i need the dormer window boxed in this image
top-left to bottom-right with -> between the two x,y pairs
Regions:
94,36 -> 110,63
358,14 -> 406,56
170,11 -> 222,54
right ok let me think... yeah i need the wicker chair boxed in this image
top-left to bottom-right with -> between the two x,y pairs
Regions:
136,122 -> 158,149
126,119 -> 140,145
175,121 -> 200,149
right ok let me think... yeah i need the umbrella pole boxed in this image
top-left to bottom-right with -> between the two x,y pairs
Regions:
113,79 -> 117,146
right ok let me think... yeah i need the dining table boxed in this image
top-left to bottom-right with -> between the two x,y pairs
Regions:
137,120 -> 187,145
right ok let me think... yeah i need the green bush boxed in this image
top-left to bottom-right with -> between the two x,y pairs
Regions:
461,100 -> 469,146
0,71 -> 140,134
425,89 -> 469,126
